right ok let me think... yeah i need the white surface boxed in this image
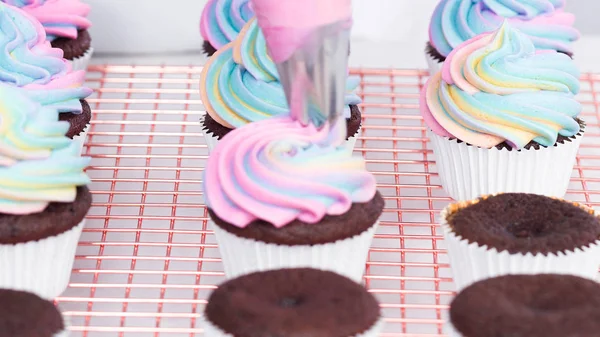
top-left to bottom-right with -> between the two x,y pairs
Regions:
86,0 -> 600,68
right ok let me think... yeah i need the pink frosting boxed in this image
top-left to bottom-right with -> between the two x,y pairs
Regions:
203,116 -> 377,228
14,0 -> 91,39
252,0 -> 352,62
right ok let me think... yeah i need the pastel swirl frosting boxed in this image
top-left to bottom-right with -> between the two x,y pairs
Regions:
421,22 -> 581,150
200,0 -> 254,50
200,18 -> 361,129
0,84 -> 90,215
0,3 -> 91,112
3,0 -> 91,40
203,116 -> 377,228
429,0 -> 579,57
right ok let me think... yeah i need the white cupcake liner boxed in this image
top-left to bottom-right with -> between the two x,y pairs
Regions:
441,204 -> 600,292
72,125 -> 89,156
203,123 -> 360,155
444,321 -> 463,337
203,314 -> 384,337
68,47 -> 94,72
202,128 -> 220,153
425,47 -> 442,75
429,130 -> 583,201
55,330 -> 69,337
212,221 -> 379,282
0,220 -> 85,300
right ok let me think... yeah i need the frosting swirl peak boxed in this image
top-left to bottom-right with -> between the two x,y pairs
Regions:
0,84 -> 90,214
429,0 -> 579,57
421,22 -> 581,150
0,3 -> 92,112
200,0 -> 254,50
203,116 -> 377,228
2,0 -> 91,40
200,18 -> 361,129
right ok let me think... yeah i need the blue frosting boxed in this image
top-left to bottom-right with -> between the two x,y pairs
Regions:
200,19 -> 361,129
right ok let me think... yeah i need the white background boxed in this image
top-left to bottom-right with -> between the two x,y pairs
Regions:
86,0 -> 600,71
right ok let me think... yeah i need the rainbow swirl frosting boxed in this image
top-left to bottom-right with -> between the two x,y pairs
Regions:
200,0 -> 254,50
421,22 -> 581,150
203,116 -> 377,228
2,0 -> 91,40
429,0 -> 579,57
0,3 -> 91,112
0,84 -> 90,215
200,18 -> 361,129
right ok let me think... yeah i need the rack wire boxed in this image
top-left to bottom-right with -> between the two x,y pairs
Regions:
58,65 -> 600,337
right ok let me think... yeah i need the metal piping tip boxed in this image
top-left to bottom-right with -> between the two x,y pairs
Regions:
275,20 -> 351,136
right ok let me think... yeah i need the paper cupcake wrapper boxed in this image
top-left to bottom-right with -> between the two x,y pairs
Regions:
0,220 -> 85,300
68,47 -> 94,72
202,128 -> 220,153
212,221 -> 379,282
429,130 -> 583,201
440,205 -> 600,292
203,122 -> 359,155
72,125 -> 89,156
444,321 -> 463,337
55,330 -> 69,337
425,48 -> 442,75
203,314 -> 384,337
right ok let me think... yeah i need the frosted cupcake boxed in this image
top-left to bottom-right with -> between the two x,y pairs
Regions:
447,274 -> 600,337
426,0 -> 579,73
0,2 -> 92,155
200,18 -> 362,154
421,22 -> 582,201
200,0 -> 254,56
0,288 -> 69,337
0,84 -> 91,299
3,0 -> 93,71
441,193 -> 600,291
204,268 -> 384,337
204,116 -> 383,281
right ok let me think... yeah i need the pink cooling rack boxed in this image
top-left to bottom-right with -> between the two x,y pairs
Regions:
57,65 -> 600,337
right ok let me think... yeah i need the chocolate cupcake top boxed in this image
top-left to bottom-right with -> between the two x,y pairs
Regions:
450,274 -> 600,337
444,193 -> 600,255
0,288 -> 65,337
205,268 -> 381,337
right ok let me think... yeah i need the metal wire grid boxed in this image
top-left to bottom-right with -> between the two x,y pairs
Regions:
56,65 -> 600,337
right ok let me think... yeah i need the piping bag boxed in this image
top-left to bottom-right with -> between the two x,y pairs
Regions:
251,0 -> 353,146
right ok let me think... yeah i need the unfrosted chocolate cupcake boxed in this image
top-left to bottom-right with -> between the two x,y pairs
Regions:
442,193 -> 600,291
0,289 -> 67,337
204,268 -> 383,337
448,274 -> 600,337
